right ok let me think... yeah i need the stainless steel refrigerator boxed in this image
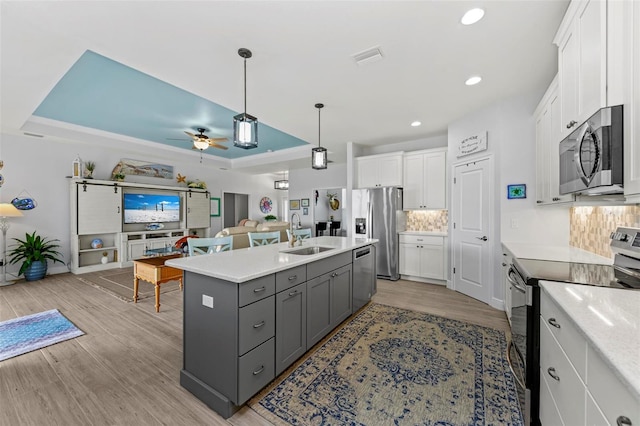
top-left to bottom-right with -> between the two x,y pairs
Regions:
352,187 -> 404,280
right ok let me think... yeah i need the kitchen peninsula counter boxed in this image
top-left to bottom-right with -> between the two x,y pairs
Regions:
168,236 -> 377,419
502,242 -> 612,265
166,236 -> 377,282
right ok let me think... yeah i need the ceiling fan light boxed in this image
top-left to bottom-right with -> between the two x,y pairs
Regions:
312,146 -> 328,170
193,140 -> 209,150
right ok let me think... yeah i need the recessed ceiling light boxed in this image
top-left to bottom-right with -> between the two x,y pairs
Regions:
465,76 -> 482,86
461,8 -> 485,25
411,121 -> 422,127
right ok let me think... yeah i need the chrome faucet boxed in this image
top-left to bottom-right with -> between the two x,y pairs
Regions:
289,213 -> 302,247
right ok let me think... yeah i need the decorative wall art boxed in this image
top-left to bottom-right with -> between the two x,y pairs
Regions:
303,207 -> 309,215
507,184 -> 526,199
260,197 -> 273,214
210,197 -> 221,217
290,200 -> 300,210
113,159 -> 174,179
301,198 -> 310,207
457,132 -> 488,158
11,190 -> 37,210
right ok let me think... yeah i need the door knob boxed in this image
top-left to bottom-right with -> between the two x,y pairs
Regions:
476,236 -> 488,241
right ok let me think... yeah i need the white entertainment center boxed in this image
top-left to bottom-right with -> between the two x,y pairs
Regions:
69,179 -> 211,274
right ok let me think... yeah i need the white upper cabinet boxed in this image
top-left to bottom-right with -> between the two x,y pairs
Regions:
623,0 -> 640,201
554,0 -> 607,138
77,183 -> 122,235
185,190 -> 211,228
402,148 -> 446,210
355,152 -> 403,188
534,76 -> 574,205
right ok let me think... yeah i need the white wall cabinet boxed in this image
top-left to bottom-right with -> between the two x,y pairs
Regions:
399,233 -> 445,281
403,149 -> 446,210
534,76 -> 574,205
76,183 -> 122,235
185,190 -> 211,228
624,0 -> 640,201
554,0 -> 607,139
355,152 -> 403,188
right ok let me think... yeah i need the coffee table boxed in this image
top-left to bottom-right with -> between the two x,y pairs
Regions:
133,253 -> 183,312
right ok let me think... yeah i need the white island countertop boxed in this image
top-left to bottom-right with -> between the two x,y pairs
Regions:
540,281 -> 640,400
502,242 -> 612,265
165,236 -> 377,283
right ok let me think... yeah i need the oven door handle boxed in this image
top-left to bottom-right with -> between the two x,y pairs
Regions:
506,340 -> 526,390
507,266 -> 527,293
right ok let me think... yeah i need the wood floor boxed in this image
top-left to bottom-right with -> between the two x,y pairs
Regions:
0,272 -> 509,426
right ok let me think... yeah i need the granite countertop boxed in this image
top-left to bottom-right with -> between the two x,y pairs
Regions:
502,242 -> 612,265
399,231 -> 448,237
540,281 -> 640,400
165,236 -> 377,283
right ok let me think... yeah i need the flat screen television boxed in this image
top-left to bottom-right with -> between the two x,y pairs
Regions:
123,193 -> 180,224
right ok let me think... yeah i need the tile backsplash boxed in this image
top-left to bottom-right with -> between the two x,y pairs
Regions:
405,210 -> 448,232
570,205 -> 640,257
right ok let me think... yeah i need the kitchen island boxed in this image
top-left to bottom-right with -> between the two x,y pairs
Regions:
165,236 -> 377,418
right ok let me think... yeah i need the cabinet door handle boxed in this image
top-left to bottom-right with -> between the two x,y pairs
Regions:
552,197 -> 560,201
536,200 -> 543,204
331,272 -> 337,277
502,263 -> 507,267
547,367 -> 560,381
617,416 -> 632,426
288,275 -> 297,281
252,365 -> 264,375
117,206 -> 120,213
417,239 -> 423,241
253,286 -> 266,293
252,321 -> 265,329
566,120 -> 578,129
288,290 -> 298,296
548,318 -> 561,329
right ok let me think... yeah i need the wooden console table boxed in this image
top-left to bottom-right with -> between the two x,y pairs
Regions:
133,253 -> 183,312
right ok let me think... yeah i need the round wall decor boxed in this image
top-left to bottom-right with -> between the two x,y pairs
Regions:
259,197 -> 273,213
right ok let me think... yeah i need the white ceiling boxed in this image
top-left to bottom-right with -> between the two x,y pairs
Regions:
1,0 -> 568,174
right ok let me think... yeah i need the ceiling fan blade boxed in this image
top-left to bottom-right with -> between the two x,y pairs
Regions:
211,144 -> 229,150
208,137 -> 228,142
166,138 -> 189,141
184,131 -> 196,139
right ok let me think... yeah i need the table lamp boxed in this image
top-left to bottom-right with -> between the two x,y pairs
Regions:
0,203 -> 23,286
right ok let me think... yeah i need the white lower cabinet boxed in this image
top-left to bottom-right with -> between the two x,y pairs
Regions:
399,234 -> 444,281
540,288 -> 640,426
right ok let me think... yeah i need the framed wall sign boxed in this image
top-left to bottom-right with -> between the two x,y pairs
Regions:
210,197 -> 221,216
290,199 -> 300,210
457,132 -> 488,158
507,184 -> 526,199
301,198 -> 310,207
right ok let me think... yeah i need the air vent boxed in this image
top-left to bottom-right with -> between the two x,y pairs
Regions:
23,132 -> 44,138
352,46 -> 384,66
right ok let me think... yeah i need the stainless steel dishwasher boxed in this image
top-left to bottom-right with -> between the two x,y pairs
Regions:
352,245 -> 376,312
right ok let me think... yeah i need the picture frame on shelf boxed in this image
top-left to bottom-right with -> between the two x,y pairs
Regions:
210,197 -> 221,217
301,198 -> 310,207
290,199 -> 300,210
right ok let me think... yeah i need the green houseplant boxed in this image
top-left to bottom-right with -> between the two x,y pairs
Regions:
264,214 -> 277,221
112,172 -> 125,182
8,231 -> 64,281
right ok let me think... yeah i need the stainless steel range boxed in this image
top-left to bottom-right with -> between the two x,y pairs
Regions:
506,227 -> 640,426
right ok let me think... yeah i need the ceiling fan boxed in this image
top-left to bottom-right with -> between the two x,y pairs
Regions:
184,127 -> 229,151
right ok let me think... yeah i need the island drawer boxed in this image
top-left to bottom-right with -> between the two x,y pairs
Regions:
276,265 -> 307,292
238,296 -> 275,356
237,338 -> 275,405
307,251 -> 351,280
238,275 -> 275,307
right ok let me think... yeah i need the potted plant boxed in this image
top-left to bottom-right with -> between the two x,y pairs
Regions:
84,161 -> 95,179
113,172 -> 125,182
264,214 -> 277,222
8,231 -> 64,281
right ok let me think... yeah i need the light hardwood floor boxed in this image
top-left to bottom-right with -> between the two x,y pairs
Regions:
0,272 -> 509,426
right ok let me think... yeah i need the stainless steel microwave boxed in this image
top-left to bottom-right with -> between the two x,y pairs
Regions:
559,105 -> 623,195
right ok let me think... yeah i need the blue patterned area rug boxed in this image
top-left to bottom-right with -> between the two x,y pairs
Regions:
251,303 -> 523,425
0,309 -> 84,362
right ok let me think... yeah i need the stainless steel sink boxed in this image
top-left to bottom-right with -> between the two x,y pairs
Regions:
282,246 -> 334,255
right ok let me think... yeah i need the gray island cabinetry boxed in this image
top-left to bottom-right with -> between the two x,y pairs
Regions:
166,238 -> 374,419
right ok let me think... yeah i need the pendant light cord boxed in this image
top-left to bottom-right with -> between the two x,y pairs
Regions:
243,57 -> 247,115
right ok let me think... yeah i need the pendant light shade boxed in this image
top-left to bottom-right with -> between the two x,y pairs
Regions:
312,103 -> 327,170
274,170 -> 289,190
233,48 -> 258,149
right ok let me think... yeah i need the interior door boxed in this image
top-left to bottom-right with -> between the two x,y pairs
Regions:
451,157 -> 493,303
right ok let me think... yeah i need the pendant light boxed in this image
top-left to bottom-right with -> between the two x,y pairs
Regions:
274,170 -> 289,190
233,48 -> 258,149
312,103 -> 327,169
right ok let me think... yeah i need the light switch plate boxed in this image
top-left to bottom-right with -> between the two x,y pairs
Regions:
202,294 -> 214,309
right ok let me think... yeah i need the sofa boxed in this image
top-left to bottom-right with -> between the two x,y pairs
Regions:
215,220 -> 290,249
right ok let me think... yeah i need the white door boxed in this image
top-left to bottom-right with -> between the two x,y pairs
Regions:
451,157 -> 493,304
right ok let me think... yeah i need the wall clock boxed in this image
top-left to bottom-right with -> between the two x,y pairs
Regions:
259,197 -> 273,213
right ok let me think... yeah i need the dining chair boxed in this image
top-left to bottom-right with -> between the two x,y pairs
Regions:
248,231 -> 281,247
316,222 -> 327,237
188,236 -> 233,256
286,228 -> 312,241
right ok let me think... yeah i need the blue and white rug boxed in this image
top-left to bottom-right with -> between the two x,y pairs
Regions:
0,309 -> 84,362
251,303 -> 523,425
